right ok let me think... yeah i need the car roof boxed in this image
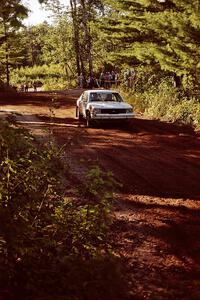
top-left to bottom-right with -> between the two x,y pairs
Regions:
85,89 -> 118,94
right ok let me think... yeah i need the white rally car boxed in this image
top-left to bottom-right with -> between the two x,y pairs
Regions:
76,89 -> 134,127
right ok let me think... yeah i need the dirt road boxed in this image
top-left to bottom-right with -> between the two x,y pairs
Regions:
0,90 -> 200,299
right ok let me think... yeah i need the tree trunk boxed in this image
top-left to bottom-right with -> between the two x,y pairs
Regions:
3,21 -> 10,86
80,0 -> 93,76
70,0 -> 81,76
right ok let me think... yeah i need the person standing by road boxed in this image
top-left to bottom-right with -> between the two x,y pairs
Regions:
78,73 -> 84,88
33,82 -> 37,92
99,72 -> 104,87
25,82 -> 29,92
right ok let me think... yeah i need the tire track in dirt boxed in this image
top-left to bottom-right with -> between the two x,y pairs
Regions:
66,124 -> 200,199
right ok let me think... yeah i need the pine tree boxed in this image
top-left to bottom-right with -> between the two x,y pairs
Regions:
101,0 -> 200,80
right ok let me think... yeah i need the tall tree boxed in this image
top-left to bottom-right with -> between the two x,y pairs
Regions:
0,0 -> 28,85
69,0 -> 104,77
40,0 -> 104,78
70,0 -> 82,76
78,0 -> 104,76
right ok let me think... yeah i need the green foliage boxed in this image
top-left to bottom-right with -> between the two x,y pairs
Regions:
120,68 -> 200,129
9,18 -> 77,87
119,65 -> 178,113
101,0 -> 200,89
166,98 -> 200,128
81,165 -> 118,200
1,18 -> 76,87
0,0 -> 28,26
21,21 -> 75,69
12,64 -> 65,81
140,80 -> 200,128
0,120 -> 127,300
142,81 -> 179,119
1,0 -> 200,91
11,64 -> 68,89
0,0 -> 28,84
42,77 -> 67,91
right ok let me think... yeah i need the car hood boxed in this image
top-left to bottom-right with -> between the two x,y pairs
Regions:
87,101 -> 132,109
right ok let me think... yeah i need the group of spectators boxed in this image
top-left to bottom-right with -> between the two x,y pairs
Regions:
78,69 -> 136,89
98,71 -> 120,88
20,82 -> 37,92
12,69 -> 136,92
78,71 -> 120,89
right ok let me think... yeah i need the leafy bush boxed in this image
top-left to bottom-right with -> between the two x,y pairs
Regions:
119,79 -> 179,115
182,74 -> 200,99
143,81 -> 179,119
0,120 -> 127,300
134,65 -> 165,93
166,98 -> 200,127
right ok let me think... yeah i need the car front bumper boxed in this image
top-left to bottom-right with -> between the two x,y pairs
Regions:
90,113 -> 134,120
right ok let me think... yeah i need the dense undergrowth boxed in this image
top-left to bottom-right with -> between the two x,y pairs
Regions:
0,120 -> 128,300
120,67 -> 200,130
11,65 -> 76,91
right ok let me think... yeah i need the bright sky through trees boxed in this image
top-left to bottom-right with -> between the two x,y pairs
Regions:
22,0 -> 70,25
21,0 -> 166,26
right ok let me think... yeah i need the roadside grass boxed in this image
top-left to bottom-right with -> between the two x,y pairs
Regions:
119,80 -> 200,130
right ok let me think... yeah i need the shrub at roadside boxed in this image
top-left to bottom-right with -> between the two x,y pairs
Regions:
120,74 -> 200,129
0,120 -> 128,300
165,98 -> 200,126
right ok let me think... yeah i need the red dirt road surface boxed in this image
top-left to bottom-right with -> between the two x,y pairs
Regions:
1,90 -> 200,299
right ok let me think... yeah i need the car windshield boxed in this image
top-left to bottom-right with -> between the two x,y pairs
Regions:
89,92 -> 123,102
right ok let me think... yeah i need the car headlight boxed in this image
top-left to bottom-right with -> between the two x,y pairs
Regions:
127,107 -> 133,113
91,107 -> 101,114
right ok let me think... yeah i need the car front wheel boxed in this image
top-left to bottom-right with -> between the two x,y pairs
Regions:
86,112 -> 93,128
76,106 -> 83,120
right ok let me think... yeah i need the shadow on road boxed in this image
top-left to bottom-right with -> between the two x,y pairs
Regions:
0,93 -> 200,200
